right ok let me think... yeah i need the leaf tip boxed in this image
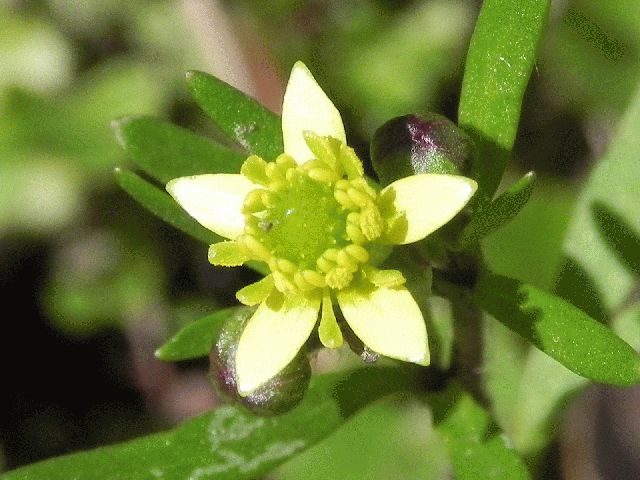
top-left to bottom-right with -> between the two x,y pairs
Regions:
110,116 -> 136,148
154,346 -> 170,361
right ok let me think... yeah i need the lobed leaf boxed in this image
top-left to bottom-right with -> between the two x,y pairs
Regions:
114,168 -> 218,244
186,70 -> 283,160
458,0 -> 550,203
476,273 -> 640,386
0,367 -> 420,480
112,115 -> 245,183
155,308 -> 239,361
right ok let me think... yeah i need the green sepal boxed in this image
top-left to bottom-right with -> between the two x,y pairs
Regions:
210,306 -> 311,416
371,113 -> 475,186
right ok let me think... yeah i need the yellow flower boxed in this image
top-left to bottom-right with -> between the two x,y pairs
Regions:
167,62 -> 477,395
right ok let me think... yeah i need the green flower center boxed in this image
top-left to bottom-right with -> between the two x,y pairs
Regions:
259,174 -> 347,270
235,134 -> 391,294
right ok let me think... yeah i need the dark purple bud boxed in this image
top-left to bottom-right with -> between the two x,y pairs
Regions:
210,306 -> 311,416
371,113 -> 474,186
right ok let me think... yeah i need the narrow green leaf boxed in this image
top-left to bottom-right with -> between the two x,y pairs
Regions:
460,171 -> 536,247
432,390 -> 490,442
504,87 -> 640,455
186,70 -> 283,160
1,367 -> 419,480
156,307 -> 238,361
591,201 -> 640,277
554,256 -> 607,323
446,436 -> 531,480
432,391 -> 530,480
476,273 -> 640,386
114,168 -> 217,244
458,0 -> 550,202
562,85 -> 640,310
112,115 -> 245,184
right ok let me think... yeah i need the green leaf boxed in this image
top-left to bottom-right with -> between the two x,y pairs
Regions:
433,391 -> 530,480
591,201 -> 640,277
502,87 -> 640,455
446,436 -> 531,480
156,307 -> 238,361
458,0 -> 550,202
114,168 -> 217,244
186,70 -> 283,160
562,84 -> 640,311
277,395 -> 450,480
1,367 -> 420,480
476,273 -> 640,386
460,171 -> 536,247
112,115 -> 245,183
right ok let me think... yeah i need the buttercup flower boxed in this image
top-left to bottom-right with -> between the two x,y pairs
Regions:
167,62 -> 477,395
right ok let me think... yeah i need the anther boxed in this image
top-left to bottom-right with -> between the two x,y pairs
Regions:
334,190 -> 356,210
277,258 -> 297,273
336,249 -> 356,268
273,271 -> 295,292
275,154 -> 296,169
293,272 -> 315,291
345,244 -> 369,263
325,267 -> 353,290
307,168 -> 338,184
322,249 -> 339,261
347,187 -> 371,208
242,189 -> 266,213
302,270 -> 326,288
316,257 -> 333,273
240,234 -> 271,261
346,224 -> 366,244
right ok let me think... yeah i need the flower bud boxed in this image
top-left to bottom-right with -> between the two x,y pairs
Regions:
370,113 -> 474,186
209,306 -> 311,416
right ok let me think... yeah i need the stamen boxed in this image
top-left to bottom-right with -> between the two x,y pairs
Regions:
240,155 -> 270,185
325,267 -> 353,290
234,135 -> 390,296
346,187 -> 371,208
238,234 -> 271,261
345,244 -> 369,263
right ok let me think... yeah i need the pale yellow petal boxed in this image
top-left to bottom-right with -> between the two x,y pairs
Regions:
282,61 -> 346,164
235,291 -> 321,395
381,174 -> 477,244
166,174 -> 255,240
337,280 -> 429,365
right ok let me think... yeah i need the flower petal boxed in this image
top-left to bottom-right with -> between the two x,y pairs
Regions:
381,174 -> 477,244
235,291 -> 321,395
166,174 -> 255,240
337,280 -> 429,366
282,61 -> 346,164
